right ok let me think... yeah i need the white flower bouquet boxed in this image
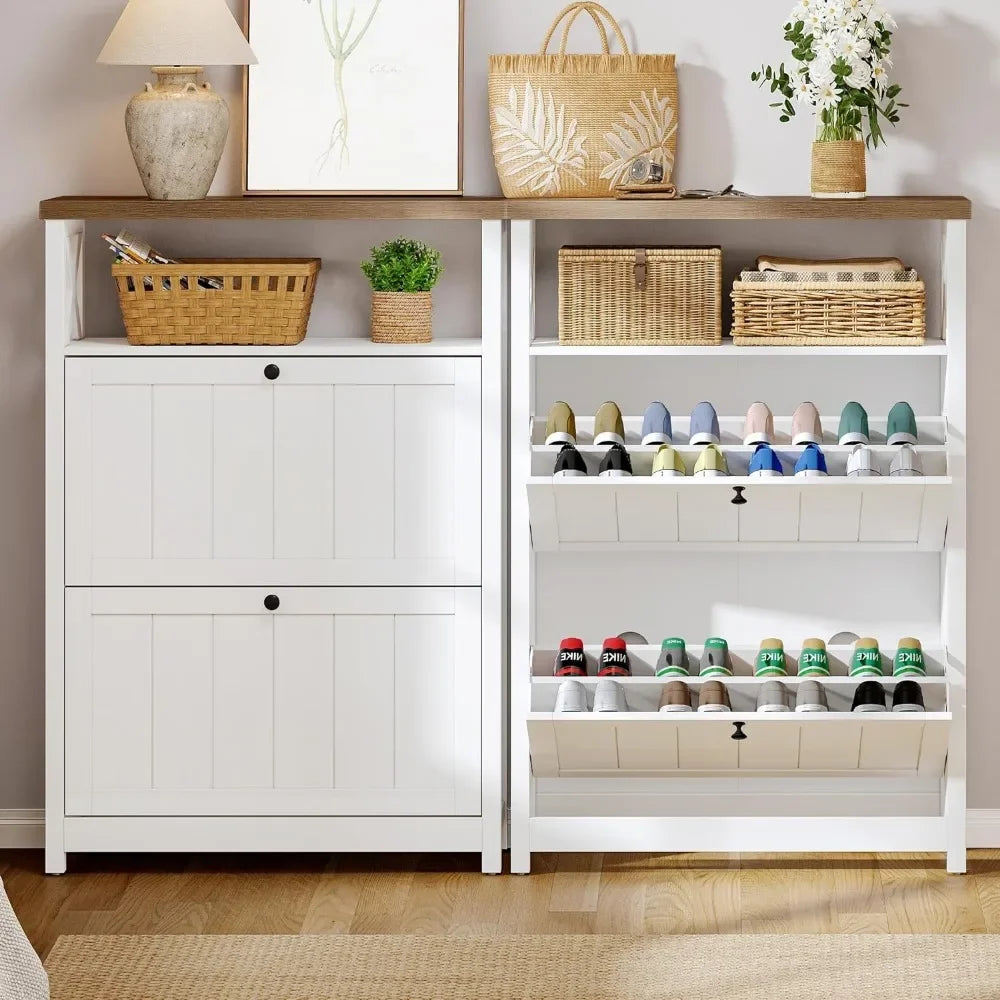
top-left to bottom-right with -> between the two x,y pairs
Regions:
752,0 -> 905,147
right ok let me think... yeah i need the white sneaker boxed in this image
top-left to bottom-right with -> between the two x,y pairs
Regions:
847,444 -> 881,478
890,444 -> 923,477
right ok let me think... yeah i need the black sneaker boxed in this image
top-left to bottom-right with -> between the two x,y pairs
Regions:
553,443 -> 587,478
598,443 -> 633,478
852,680 -> 888,713
892,680 -> 925,713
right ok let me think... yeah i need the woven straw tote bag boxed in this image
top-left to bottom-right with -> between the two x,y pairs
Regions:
488,3 -> 678,198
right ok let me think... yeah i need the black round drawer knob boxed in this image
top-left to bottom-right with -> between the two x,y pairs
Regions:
264,594 -> 280,611
264,364 -> 281,381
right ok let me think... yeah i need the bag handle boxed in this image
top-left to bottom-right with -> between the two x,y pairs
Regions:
539,3 -> 631,56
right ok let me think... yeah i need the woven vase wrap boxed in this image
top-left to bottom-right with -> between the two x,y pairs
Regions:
489,3 -> 678,199
811,140 -> 867,196
114,259 -> 320,346
370,292 -> 433,344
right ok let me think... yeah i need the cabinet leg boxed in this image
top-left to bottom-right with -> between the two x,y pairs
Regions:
45,849 -> 67,876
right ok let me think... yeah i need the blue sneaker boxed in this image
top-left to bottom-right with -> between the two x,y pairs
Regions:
748,443 -> 783,478
641,401 -> 673,446
794,444 -> 828,478
689,402 -> 720,446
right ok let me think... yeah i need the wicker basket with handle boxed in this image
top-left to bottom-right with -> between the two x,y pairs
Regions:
113,258 -> 321,346
558,246 -> 722,346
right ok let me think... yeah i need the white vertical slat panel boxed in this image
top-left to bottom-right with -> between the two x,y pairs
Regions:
859,487 -> 923,543
91,615 -> 152,791
617,488 -> 679,543
527,718 -> 559,778
677,489 -> 739,542
213,386 -> 273,559
554,721 -> 618,772
92,385 -> 151,559
394,614 -> 455,792
616,721 -> 679,771
799,721 -> 862,770
738,488 -> 801,542
64,589 -> 94,814
452,588 -> 482,814
152,615 -> 213,790
858,721 -> 925,771
677,721 -> 739,770
334,386 -> 394,559
274,615 -> 335,789
152,385 -> 213,559
274,385 -> 335,560
799,488 -> 863,542
213,614 -> 274,788
555,488 -> 618,542
334,615 -> 395,788
452,359 -> 482,584
738,721 -> 801,770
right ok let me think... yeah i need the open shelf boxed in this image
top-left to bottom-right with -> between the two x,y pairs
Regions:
63,337 -> 485,358
529,338 -> 948,357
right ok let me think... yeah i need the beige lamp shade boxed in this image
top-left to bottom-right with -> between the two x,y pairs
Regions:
98,0 -> 257,66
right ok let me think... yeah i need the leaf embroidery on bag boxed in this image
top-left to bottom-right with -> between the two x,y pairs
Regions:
599,89 -> 678,189
493,82 -> 589,195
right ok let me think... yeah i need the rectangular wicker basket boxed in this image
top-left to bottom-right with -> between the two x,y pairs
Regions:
113,258 -> 321,346
731,276 -> 926,346
558,246 -> 722,346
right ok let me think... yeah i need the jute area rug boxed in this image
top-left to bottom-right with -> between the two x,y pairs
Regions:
45,933 -> 1000,1000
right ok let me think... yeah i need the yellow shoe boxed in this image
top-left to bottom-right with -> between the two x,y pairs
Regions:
652,444 -> 686,478
693,444 -> 729,478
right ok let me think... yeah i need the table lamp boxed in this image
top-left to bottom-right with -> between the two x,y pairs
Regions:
98,0 -> 257,200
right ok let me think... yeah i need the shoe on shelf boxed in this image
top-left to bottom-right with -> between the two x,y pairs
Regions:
792,401 -> 823,446
598,637 -> 631,677
757,679 -> 792,712
748,442 -> 784,478
689,401 -> 721,445
700,638 -> 732,677
755,638 -> 787,676
795,680 -> 830,713
798,638 -> 831,677
545,401 -> 577,446
794,444 -> 828,478
642,401 -> 673,446
594,401 -> 626,447
852,680 -> 888,713
554,637 -> 587,677
659,680 -> 694,713
850,637 -> 883,678
693,444 -> 729,478
594,679 -> 629,713
847,444 -> 880,478
839,401 -> 870,446
889,444 -> 923,477
697,680 -> 732,713
893,637 -> 925,677
599,443 -> 633,477
553,443 -> 588,478
892,679 -> 925,713
554,679 -> 589,713
887,401 -> 919,445
652,444 -> 686,478
657,637 -> 688,677
744,401 -> 775,446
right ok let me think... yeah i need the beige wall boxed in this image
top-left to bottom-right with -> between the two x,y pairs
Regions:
2,0 -> 997,807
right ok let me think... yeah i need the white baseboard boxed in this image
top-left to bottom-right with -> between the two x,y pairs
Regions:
967,809 -> 1000,848
0,810 -> 44,849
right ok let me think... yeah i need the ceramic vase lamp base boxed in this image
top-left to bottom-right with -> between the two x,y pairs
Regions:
126,66 -> 229,201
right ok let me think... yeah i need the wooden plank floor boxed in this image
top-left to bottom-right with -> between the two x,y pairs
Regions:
5,850 -> 1000,960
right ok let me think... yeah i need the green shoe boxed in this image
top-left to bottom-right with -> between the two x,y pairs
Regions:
893,637 -> 925,677
693,444 -> 729,478
594,401 -> 625,447
850,637 -> 883,677
838,401 -> 870,446
657,637 -> 688,677
652,444 -> 686,478
798,638 -> 830,677
699,637 -> 732,677
755,638 -> 787,676
887,401 -> 918,446
545,401 -> 577,446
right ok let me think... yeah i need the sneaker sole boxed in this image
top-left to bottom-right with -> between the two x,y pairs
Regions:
693,469 -> 728,478
697,704 -> 732,713
795,704 -> 829,713
890,469 -> 922,477
553,469 -> 587,478
892,703 -> 924,713
743,433 -> 772,446
840,433 -> 870,445
659,704 -> 694,713
642,433 -> 673,446
594,432 -> 626,447
690,432 -> 721,446
887,432 -> 919,446
598,469 -> 632,478
792,432 -> 823,446
852,704 -> 888,713
795,469 -> 828,478
848,470 -> 881,478
545,432 -> 576,446
652,469 -> 686,478
757,704 -> 792,713
749,469 -> 783,478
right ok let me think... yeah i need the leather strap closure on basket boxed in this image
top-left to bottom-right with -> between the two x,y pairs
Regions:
634,248 -> 648,292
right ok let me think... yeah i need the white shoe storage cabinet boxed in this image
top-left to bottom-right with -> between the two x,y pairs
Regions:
43,195 -> 968,875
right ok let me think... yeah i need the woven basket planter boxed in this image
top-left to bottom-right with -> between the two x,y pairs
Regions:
811,140 -> 867,199
114,259 -> 320,346
371,292 -> 433,344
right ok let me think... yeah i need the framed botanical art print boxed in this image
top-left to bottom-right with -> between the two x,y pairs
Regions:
244,0 -> 463,194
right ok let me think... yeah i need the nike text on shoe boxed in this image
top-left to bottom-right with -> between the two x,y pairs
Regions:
598,637 -> 631,677
798,638 -> 831,677
594,401 -> 626,447
838,401 -> 870,446
594,679 -> 629,713
659,680 -> 694,713
689,401 -> 721,446
652,444 -> 686,478
794,444 -> 828,478
744,401 -> 775,446
553,443 -> 588,478
642,401 -> 673,446
599,443 -> 633,477
554,637 -> 587,677
851,637 -> 883,678
545,401 -> 578,446
795,680 -> 830,713
554,679 -> 589,713
852,680 -> 888,713
693,444 -> 729,478
887,401 -> 918,446
847,443 -> 880,478
792,401 -> 823,446
657,637 -> 688,677
748,442 -> 784,478
755,638 -> 787,677
893,637 -> 925,677
892,679 -> 925,713
700,638 -> 732,677
890,444 -> 923,477
697,680 -> 732,712
757,679 -> 792,712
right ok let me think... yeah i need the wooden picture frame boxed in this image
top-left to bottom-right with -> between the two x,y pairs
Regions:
243,0 -> 463,195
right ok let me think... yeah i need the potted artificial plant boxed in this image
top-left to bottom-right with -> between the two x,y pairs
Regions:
752,0 -> 905,198
362,238 -> 443,344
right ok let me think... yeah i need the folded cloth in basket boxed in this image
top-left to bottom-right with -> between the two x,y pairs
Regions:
740,268 -> 919,283
756,256 -> 905,274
